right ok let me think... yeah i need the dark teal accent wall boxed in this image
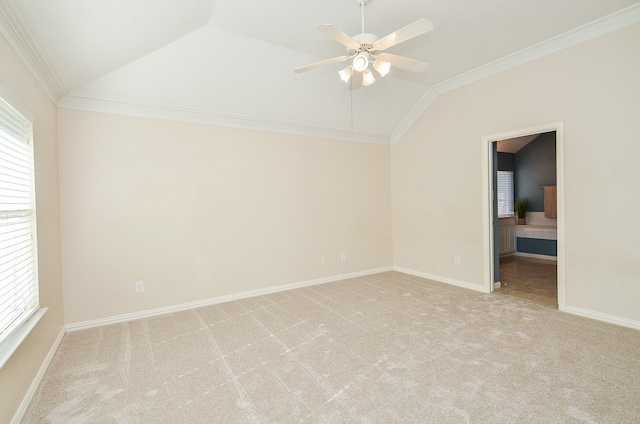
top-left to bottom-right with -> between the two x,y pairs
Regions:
497,152 -> 515,171
517,238 -> 557,256
514,132 -> 556,212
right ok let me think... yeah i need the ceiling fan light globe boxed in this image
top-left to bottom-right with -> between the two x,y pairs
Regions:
374,60 -> 391,77
338,66 -> 354,83
352,53 -> 369,72
362,69 -> 376,86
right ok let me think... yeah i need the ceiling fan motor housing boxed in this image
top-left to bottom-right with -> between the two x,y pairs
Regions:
351,33 -> 379,54
293,0 -> 432,87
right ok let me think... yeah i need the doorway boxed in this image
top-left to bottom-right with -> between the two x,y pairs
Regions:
482,122 -> 565,311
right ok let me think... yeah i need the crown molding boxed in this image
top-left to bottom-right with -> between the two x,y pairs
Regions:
58,93 -> 392,145
0,0 -> 67,103
3,0 -> 638,145
390,2 -> 640,144
0,0 -> 387,144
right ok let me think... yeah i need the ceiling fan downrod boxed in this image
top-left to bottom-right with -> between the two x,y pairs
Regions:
356,0 -> 369,34
359,0 -> 368,35
294,0 -> 432,89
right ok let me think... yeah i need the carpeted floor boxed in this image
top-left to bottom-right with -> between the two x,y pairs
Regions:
22,271 -> 640,423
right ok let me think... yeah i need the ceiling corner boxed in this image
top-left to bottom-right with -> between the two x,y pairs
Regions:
389,1 -> 640,145
0,0 -> 67,103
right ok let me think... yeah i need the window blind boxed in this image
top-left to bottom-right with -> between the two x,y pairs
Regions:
0,96 -> 38,348
497,170 -> 514,218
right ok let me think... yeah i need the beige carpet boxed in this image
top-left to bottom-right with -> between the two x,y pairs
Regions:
22,271 -> 640,423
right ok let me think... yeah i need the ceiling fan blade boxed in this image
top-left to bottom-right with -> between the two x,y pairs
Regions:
294,55 -> 350,73
317,24 -> 360,50
373,18 -> 434,51
377,53 -> 428,73
348,72 -> 363,91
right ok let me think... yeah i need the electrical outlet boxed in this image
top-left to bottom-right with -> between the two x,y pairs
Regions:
135,281 -> 144,293
454,256 -> 461,266
340,252 -> 347,262
320,256 -> 326,265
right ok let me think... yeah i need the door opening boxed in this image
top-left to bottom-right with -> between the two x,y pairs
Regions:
496,132 -> 557,307
482,122 -> 565,311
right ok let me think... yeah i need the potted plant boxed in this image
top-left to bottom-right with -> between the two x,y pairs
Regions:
515,198 -> 530,225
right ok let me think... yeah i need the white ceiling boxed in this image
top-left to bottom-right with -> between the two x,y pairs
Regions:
4,0 -> 640,142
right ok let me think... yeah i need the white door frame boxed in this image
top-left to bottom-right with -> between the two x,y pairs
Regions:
481,121 -> 566,311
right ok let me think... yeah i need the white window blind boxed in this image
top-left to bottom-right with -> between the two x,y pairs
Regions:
497,170 -> 514,218
0,95 -> 39,349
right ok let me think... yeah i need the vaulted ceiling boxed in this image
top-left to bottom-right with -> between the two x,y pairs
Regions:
1,0 -> 638,143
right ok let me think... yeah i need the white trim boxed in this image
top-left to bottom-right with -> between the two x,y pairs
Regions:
565,306 -> 640,331
0,82 -> 35,123
10,326 -> 65,424
0,308 -> 47,369
390,3 -> 640,144
482,137 -> 494,293
513,252 -> 557,261
3,0 -> 638,144
71,0 -> 640,146
555,123 -> 566,312
390,87 -> 439,144
65,267 -> 394,332
57,94 -> 391,145
0,0 -> 67,103
393,266 -> 487,293
482,122 -> 566,310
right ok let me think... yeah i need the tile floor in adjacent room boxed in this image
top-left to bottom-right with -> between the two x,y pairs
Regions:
497,255 -> 558,308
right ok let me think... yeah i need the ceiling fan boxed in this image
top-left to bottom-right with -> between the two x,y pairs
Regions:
294,0 -> 434,89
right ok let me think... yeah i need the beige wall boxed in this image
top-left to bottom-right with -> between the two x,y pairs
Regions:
392,22 -> 640,322
3,16 -> 639,422
57,110 -> 393,324
0,37 -> 64,422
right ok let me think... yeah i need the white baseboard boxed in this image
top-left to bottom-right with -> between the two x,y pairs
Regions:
66,267 -> 394,332
393,266 -> 487,293
11,270 -> 639,424
11,327 -> 65,424
565,306 -> 640,330
514,252 -> 557,261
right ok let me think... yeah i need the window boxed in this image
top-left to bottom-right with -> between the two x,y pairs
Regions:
497,170 -> 514,218
0,94 -> 39,351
